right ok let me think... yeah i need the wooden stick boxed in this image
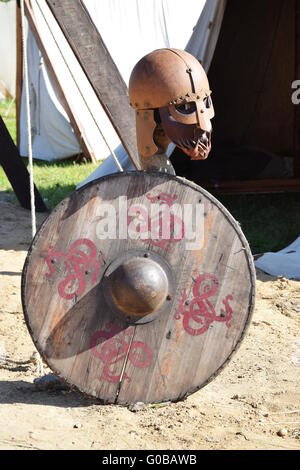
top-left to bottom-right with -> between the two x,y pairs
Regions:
16,0 -> 23,148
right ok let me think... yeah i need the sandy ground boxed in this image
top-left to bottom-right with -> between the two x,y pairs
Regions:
0,198 -> 299,450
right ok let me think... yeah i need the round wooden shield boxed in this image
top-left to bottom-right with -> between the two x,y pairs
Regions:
22,172 -> 255,405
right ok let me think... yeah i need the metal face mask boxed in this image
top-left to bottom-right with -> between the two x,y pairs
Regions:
159,92 -> 214,160
129,48 -> 214,159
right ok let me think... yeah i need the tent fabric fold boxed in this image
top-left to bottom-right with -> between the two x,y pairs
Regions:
255,238 -> 300,280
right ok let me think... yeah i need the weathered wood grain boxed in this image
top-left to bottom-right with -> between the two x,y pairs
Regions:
22,172 -> 255,404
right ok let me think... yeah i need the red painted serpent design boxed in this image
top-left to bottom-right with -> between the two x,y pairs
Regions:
175,273 -> 233,336
45,238 -> 104,300
90,323 -> 152,383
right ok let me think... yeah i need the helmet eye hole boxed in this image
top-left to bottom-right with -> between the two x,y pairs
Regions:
175,102 -> 196,115
205,96 -> 212,109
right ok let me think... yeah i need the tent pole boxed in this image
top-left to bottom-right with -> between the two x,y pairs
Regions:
16,0 -> 23,149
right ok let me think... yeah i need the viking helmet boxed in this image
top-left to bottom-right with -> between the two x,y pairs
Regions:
129,48 -> 214,160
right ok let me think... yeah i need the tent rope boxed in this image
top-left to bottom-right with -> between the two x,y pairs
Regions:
34,0 -> 124,172
20,0 -> 44,377
20,0 -> 36,238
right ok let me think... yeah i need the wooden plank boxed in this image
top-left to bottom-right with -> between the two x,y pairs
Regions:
0,115 -> 47,212
24,0 -> 96,163
294,0 -> 300,177
45,0 -> 140,169
16,1 -> 22,148
22,172 -> 255,404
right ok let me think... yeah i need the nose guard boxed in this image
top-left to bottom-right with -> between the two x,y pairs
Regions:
168,92 -> 214,133
195,98 -> 214,133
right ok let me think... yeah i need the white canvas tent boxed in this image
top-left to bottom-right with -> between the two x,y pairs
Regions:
255,238 -> 300,280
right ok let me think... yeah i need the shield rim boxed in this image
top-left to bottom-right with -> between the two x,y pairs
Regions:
21,171 -> 256,404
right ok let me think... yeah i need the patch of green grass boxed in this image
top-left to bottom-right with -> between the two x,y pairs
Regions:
0,158 -> 98,208
1,98 -> 300,255
0,98 -> 16,144
219,193 -> 300,254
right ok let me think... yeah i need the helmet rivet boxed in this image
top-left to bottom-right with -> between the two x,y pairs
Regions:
187,68 -> 192,73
